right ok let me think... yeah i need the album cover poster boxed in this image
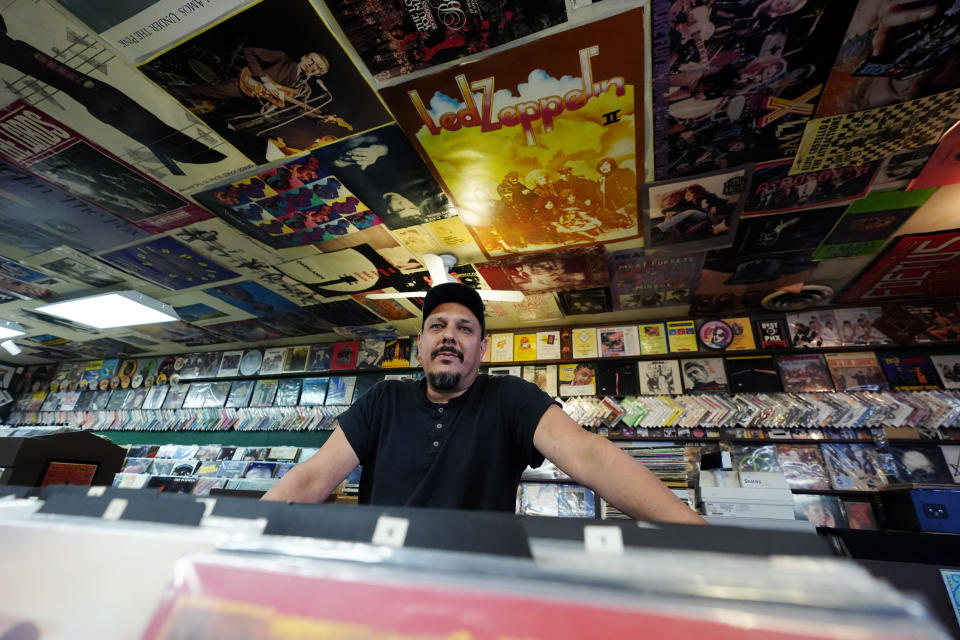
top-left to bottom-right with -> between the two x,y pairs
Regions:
775,444 -> 830,490
299,377 -> 329,406
205,280 -> 303,317
822,443 -> 888,491
309,123 -> 454,231
139,0 -> 391,165
841,500 -> 878,530
733,206 -> 846,257
193,155 -> 379,250
833,307 -> 892,346
666,320 -> 698,352
475,247 -> 610,295
941,445 -> 960,483
792,88 -> 960,174
381,338 -> 411,368
558,287 -> 612,316
816,0 -> 960,118
638,359 -> 682,395
305,344 -> 332,372
743,159 -> 879,216
902,303 -> 960,342
722,317 -> 756,351
249,379 -> 279,407
0,102 -> 214,235
776,354 -> 833,392
326,0 -> 567,81
558,362 -> 596,396
355,339 -> 385,369
330,341 -> 360,370
0,0 -> 252,194
786,310 -> 841,348
325,375 -> 357,405
608,249 -> 703,310
100,236 -> 238,291
880,353 -> 940,390
813,188 -> 934,260
380,9 -> 646,258
274,378 -> 302,406
522,365 -> 558,397
911,122 -> 960,189
225,379 -> 255,408
731,444 -> 780,474
824,352 -> 889,392
679,357 -> 728,393
283,346 -> 310,373
643,165 -> 751,255
651,0 -> 856,179
0,164 -> 149,254
843,230 -> 960,303
931,354 -> 960,389
596,361 -> 639,396
888,445 -> 954,484
793,494 -> 847,528
638,323 -> 668,355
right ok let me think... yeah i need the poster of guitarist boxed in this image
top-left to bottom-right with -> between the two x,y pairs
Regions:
140,0 -> 392,165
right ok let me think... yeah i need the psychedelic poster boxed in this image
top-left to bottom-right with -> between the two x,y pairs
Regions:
816,0 -> 960,117
193,153 -> 378,249
743,159 -> 878,215
310,124 -> 454,230
100,236 -> 238,290
840,229 -> 960,303
0,162 -> 148,255
380,9 -> 645,257
651,0 -> 856,179
608,249 -> 702,309
0,0 -> 251,192
138,0 -> 393,165
325,0 -> 568,80
642,164 -> 751,255
0,102 -> 212,233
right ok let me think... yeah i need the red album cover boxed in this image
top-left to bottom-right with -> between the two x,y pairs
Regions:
329,341 -> 360,370
40,461 -> 97,487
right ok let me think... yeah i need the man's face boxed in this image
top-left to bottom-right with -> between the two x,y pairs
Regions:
300,53 -> 329,76
417,302 -> 486,392
805,504 -> 835,528
686,365 -> 706,383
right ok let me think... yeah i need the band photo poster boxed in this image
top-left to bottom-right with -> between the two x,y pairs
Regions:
0,0 -> 252,192
380,8 -> 646,258
139,0 -> 393,166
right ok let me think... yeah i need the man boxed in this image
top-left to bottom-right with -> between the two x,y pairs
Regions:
265,282 -> 704,524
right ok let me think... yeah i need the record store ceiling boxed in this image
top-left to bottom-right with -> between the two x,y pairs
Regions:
0,0 -> 958,364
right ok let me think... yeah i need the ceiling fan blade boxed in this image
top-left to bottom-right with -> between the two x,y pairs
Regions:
478,289 -> 525,302
365,291 -> 428,300
422,253 -> 451,286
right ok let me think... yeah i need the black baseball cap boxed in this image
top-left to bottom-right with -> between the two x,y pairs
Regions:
421,282 -> 485,334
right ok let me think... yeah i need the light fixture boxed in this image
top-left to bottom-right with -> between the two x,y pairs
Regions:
1,340 -> 21,356
34,291 -> 179,329
0,319 -> 26,340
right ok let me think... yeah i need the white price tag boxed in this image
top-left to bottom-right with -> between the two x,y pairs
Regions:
102,498 -> 127,521
86,486 -> 106,497
197,498 -> 217,518
372,515 -> 409,548
583,525 -> 624,554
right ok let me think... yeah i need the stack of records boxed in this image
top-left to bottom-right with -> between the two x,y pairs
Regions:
620,445 -> 688,489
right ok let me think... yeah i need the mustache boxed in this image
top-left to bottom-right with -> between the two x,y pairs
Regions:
431,346 -> 464,362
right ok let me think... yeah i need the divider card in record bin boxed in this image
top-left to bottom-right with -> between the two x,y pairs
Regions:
379,8 -> 645,258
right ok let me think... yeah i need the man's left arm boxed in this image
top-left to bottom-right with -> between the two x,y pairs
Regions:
532,404 -> 707,524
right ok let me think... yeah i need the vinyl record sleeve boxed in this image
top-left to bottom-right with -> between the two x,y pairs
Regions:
776,444 -> 831,490
777,354 -> 834,393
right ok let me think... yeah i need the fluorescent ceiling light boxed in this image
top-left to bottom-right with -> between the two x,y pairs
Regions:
1,340 -> 21,356
35,291 -> 179,329
0,319 -> 26,340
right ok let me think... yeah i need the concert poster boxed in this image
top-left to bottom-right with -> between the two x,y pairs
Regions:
138,0 -> 393,165
743,158 -> 878,215
812,187 -> 932,259
824,352 -> 889,392
514,294 -> 564,323
732,205 -> 846,256
0,101 -> 213,234
475,246 -> 609,295
310,124 -> 455,231
0,0 -> 252,192
816,0 -> 960,118
642,164 -> 751,255
380,9 -> 646,258
193,154 -> 380,249
791,88 -> 960,174
325,0 -> 568,81
910,121 -> 960,190
840,229 -> 960,303
99,236 -> 238,290
650,0 -> 856,179
608,249 -> 703,310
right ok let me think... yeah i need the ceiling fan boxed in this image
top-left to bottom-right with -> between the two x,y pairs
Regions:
365,253 -> 524,302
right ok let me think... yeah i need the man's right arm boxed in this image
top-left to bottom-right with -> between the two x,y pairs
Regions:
261,424 -> 359,503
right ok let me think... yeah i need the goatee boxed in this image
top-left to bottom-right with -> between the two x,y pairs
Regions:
427,371 -> 461,390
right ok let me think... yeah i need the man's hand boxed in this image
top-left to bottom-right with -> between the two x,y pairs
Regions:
259,77 -> 286,104
873,0 -> 941,57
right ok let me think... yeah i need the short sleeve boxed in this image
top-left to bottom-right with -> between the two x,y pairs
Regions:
336,381 -> 385,465
498,376 -> 559,469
